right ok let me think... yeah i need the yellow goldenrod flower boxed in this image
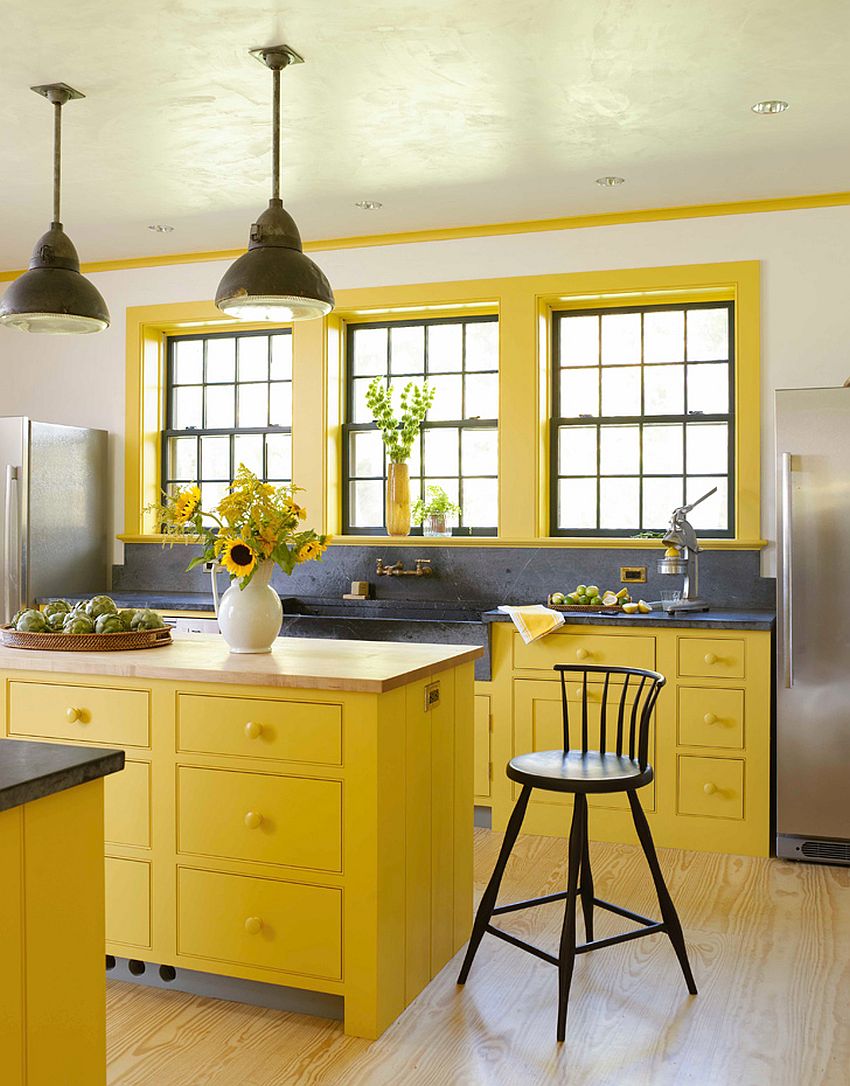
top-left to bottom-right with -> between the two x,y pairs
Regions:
219,538 -> 256,578
173,486 -> 201,524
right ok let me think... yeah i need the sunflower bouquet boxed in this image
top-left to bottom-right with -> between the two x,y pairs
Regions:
155,465 -> 330,586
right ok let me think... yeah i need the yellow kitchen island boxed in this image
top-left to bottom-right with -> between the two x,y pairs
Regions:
0,635 -> 481,1040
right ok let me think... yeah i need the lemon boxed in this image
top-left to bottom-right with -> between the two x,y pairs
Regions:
586,585 -> 599,597
622,602 -> 640,614
550,592 -> 566,605
576,584 -> 587,595
637,600 -> 652,613
602,591 -> 618,606
616,588 -> 631,601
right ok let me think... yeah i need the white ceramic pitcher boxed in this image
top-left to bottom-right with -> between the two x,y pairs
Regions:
210,560 -> 283,654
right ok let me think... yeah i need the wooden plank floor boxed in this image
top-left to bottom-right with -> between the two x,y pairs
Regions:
106,828 -> 850,1086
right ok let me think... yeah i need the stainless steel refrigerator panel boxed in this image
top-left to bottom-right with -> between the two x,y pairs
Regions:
0,417 -> 26,623
27,422 -> 109,600
776,387 -> 850,846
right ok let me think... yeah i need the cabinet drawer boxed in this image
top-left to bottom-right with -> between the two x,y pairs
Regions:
178,766 -> 342,873
177,867 -> 341,980
678,638 -> 745,680
474,695 -> 491,798
177,694 -> 342,765
8,681 -> 150,748
678,755 -> 744,820
513,632 -> 654,672
105,857 -> 151,948
678,688 -> 744,749
104,760 -> 150,848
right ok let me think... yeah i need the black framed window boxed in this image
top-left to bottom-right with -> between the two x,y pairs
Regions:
551,301 -> 735,536
343,315 -> 499,534
162,328 -> 293,509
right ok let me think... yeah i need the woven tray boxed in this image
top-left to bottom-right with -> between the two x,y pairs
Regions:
546,596 -> 622,614
0,625 -> 172,651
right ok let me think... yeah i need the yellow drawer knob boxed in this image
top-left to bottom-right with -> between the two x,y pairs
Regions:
244,916 -> 263,936
703,712 -> 718,725
575,687 -> 598,700
703,782 -> 717,796
244,810 -> 263,830
575,648 -> 589,661
704,653 -> 718,665
65,707 -> 82,723
244,721 -> 263,740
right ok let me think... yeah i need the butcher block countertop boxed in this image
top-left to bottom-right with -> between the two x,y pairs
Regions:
0,634 -> 484,694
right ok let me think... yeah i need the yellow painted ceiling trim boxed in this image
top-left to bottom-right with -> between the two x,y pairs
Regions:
1,190 -> 848,282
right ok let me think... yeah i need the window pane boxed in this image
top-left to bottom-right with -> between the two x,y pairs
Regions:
464,373 -> 498,419
643,477 -> 684,529
350,480 -> 383,527
201,435 -> 230,480
233,434 -> 264,477
168,436 -> 197,480
351,378 -> 376,423
173,386 -> 202,430
206,337 -> 236,382
686,422 -> 728,474
644,364 -> 685,415
238,335 -> 269,382
687,308 -> 729,361
205,385 -> 235,429
644,310 -> 684,364
352,327 -> 388,376
423,428 -> 459,476
461,478 -> 497,527
644,424 -> 684,474
559,315 -> 599,367
270,333 -> 292,380
558,478 -> 597,530
427,374 -> 463,419
560,369 -> 599,417
427,324 -> 463,372
688,363 -> 729,414
422,477 -> 460,509
601,312 -> 641,365
350,430 -> 384,477
686,477 -> 727,529
600,426 -> 640,475
201,481 -> 228,511
465,321 -> 498,371
390,326 -> 424,374
237,383 -> 268,428
600,477 -> 640,530
462,428 -> 498,476
558,426 -> 597,476
173,340 -> 203,384
601,367 -> 641,415
269,382 -> 292,427
266,433 -> 292,481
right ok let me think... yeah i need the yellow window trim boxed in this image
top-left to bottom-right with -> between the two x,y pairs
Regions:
123,260 -> 761,547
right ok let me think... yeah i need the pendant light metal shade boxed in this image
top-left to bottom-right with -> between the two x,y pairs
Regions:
216,46 -> 333,323
0,83 -> 109,335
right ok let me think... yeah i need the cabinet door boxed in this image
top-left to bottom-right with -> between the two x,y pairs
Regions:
474,695 -> 491,798
0,807 -> 23,1086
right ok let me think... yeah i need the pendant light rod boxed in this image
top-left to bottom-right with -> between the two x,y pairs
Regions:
249,45 -> 303,203
31,83 -> 83,223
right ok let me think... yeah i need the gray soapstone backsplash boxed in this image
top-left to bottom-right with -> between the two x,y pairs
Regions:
114,543 -> 775,611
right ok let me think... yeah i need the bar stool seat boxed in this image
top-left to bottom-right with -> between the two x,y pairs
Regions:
508,749 -> 653,793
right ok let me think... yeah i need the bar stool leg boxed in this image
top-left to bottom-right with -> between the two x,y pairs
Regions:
579,805 -> 594,942
627,790 -> 698,995
556,793 -> 587,1042
457,784 -> 532,985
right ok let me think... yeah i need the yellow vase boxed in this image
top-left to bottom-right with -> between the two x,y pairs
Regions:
386,462 -> 411,537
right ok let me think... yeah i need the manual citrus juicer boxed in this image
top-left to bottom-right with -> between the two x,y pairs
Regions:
656,486 -> 717,613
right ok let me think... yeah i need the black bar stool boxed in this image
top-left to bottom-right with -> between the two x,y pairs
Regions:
458,663 -> 697,1042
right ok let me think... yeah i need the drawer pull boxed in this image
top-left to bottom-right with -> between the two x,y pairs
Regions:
244,721 -> 263,740
703,782 -> 717,795
703,712 -> 718,725
244,916 -> 263,935
703,653 -> 718,665
575,648 -> 589,661
65,706 -> 83,723
243,810 -> 263,830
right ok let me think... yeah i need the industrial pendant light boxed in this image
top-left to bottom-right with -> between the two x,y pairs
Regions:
215,45 -> 334,322
0,83 -> 109,335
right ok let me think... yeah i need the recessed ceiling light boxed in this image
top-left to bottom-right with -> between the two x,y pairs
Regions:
595,176 -> 625,187
355,200 -> 383,210
148,224 -> 174,233
752,100 -> 789,114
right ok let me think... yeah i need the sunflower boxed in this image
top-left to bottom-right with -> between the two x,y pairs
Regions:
219,538 -> 257,579
297,539 -> 325,562
173,485 -> 201,524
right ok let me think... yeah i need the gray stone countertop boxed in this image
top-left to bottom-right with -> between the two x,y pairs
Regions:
0,738 -> 125,814
483,608 -> 776,630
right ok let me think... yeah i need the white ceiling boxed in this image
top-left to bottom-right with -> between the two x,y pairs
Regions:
1,0 -> 849,266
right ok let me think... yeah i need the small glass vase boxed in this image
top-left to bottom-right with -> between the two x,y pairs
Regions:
386,462 -> 411,537
423,513 -> 451,538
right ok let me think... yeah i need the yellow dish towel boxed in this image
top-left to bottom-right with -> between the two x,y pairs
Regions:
498,604 -> 565,644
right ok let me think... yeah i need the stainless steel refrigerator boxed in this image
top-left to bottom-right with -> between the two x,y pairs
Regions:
776,387 -> 850,865
0,418 -> 108,624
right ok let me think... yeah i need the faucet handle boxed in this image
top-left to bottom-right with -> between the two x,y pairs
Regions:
415,558 -> 432,574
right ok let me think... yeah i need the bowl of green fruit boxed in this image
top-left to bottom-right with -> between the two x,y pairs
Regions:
547,585 -> 652,614
1,597 -> 171,651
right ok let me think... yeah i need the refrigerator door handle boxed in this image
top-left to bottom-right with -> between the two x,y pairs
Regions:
780,452 -> 794,688
3,464 -> 19,623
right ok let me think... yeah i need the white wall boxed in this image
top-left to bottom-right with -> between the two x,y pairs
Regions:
2,203 -> 849,572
